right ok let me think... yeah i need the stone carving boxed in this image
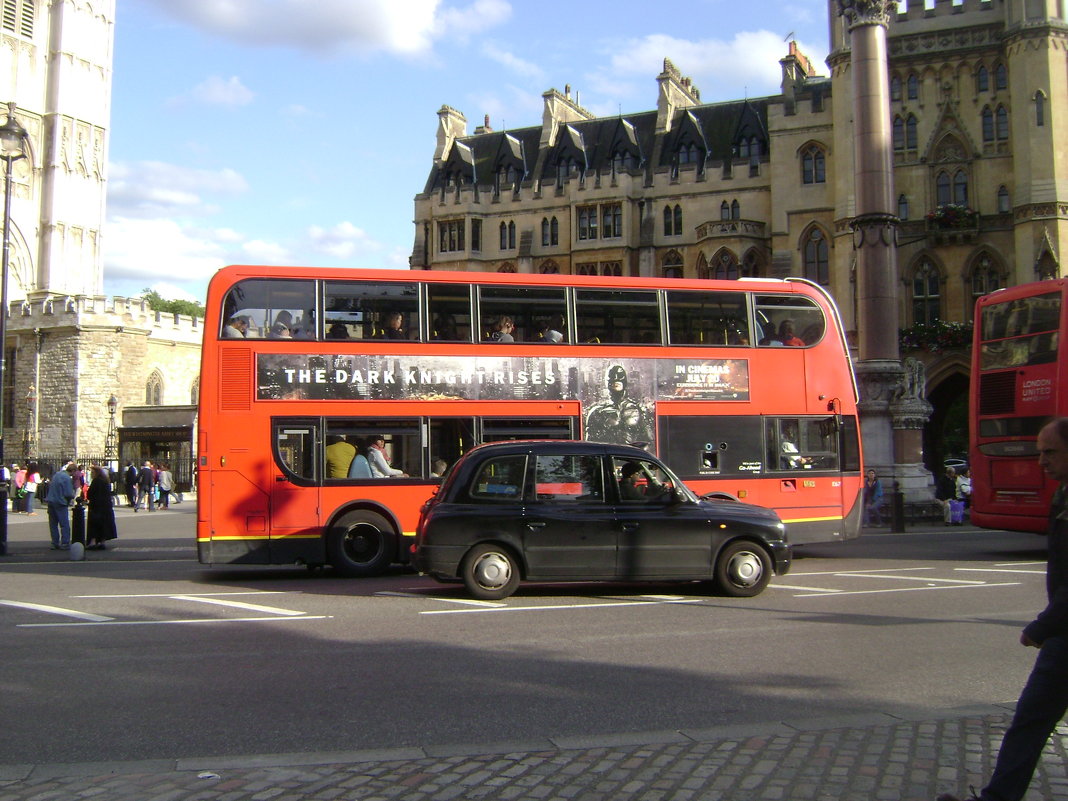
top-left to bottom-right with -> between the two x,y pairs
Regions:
836,0 -> 895,27
892,356 -> 926,402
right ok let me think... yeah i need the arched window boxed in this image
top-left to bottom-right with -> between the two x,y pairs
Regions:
673,204 -> 683,235
981,107 -> 994,142
953,170 -> 969,205
499,221 -> 508,250
720,201 -> 730,221
146,371 -> 164,406
601,262 -> 622,277
497,263 -> 516,273
997,185 -> 1010,213
730,199 -> 740,220
712,250 -> 739,280
550,216 -> 559,245
994,63 -> 1007,91
905,115 -> 918,150
936,171 -> 951,206
890,75 -> 902,102
898,194 -> 909,220
995,106 -> 1009,140
970,253 -> 1001,306
906,73 -> 919,100
742,250 -> 761,278
976,65 -> 989,93
662,251 -> 684,279
541,218 -> 550,247
801,145 -> 826,184
663,204 -> 673,236
802,228 -> 829,286
663,204 -> 682,236
1036,91 -> 1046,127
912,259 -> 941,325
893,117 -> 905,151
539,260 -> 559,274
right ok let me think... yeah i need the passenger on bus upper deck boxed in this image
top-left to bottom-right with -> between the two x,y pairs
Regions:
778,319 -> 805,347
488,316 -> 515,343
223,315 -> 250,338
383,311 -> 407,340
541,314 -> 565,343
327,322 -> 351,339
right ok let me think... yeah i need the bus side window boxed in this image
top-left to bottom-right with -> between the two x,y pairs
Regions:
427,284 -> 474,342
324,280 -> 420,342
755,295 -> 825,347
221,278 -> 315,340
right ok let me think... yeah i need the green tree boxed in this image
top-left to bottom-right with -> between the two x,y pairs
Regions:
141,288 -> 205,319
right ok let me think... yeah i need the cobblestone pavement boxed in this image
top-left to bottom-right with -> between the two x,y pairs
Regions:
4,708 -> 1068,801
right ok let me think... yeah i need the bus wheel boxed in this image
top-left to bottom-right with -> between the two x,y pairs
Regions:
461,543 -> 520,600
713,540 -> 771,597
327,510 -> 394,577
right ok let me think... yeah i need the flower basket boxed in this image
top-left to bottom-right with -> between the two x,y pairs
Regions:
925,204 -> 978,230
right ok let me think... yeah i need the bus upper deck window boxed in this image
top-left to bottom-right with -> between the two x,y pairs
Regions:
665,290 -> 750,346
755,295 -> 825,347
221,279 -> 316,340
478,285 -> 567,343
325,281 -> 420,341
575,289 -> 660,345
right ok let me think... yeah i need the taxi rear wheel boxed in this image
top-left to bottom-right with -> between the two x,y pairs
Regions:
713,540 -> 771,597
461,543 -> 520,600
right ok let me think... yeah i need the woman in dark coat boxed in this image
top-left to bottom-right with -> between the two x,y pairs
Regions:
86,466 -> 118,550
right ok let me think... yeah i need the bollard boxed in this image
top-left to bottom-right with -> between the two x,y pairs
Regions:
890,481 -> 906,532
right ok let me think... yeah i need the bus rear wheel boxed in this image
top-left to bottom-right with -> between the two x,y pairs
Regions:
327,510 -> 394,577
713,540 -> 772,597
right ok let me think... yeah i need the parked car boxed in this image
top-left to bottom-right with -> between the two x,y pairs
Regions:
412,440 -> 791,600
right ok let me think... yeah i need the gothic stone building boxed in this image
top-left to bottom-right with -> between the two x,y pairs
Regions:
0,0 -> 202,477
410,0 -> 1067,469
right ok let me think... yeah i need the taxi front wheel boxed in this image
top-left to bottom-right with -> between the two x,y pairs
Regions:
713,540 -> 771,597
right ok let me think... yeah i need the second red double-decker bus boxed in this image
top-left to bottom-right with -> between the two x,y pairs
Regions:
970,278 -> 1066,533
198,265 -> 863,576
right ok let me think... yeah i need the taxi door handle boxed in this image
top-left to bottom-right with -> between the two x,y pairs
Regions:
526,522 -> 545,531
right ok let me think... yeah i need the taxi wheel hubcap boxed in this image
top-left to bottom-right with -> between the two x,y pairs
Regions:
473,552 -> 512,588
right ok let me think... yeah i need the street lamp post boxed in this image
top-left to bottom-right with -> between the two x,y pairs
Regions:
23,382 -> 35,459
0,103 -> 29,557
105,394 -> 118,466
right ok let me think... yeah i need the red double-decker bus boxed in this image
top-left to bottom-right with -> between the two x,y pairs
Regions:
970,278 -> 1066,533
197,265 -> 863,576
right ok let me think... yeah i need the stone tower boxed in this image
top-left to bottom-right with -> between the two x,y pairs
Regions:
0,0 -> 113,300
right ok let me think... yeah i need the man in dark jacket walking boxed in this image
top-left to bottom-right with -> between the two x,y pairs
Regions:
938,416 -> 1068,801
124,462 -> 137,507
135,461 -> 155,512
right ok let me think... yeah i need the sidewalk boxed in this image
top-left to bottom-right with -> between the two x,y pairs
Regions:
2,707 -> 1067,800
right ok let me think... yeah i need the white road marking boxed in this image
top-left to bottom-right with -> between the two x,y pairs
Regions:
0,599 -> 113,622
770,583 -> 843,593
168,595 -> 307,616
74,591 -> 296,598
421,599 -> 702,615
833,572 -> 987,585
793,581 -> 1019,598
957,568 -> 1045,575
376,591 -> 506,608
789,567 -> 935,577
17,615 -> 331,628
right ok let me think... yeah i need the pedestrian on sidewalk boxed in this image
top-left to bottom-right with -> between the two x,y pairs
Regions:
123,461 -> 137,507
938,416 -> 1068,801
156,463 -> 174,508
22,462 -> 40,515
135,460 -> 155,512
45,462 -> 76,550
936,466 -> 957,526
863,469 -> 885,526
86,465 -> 117,550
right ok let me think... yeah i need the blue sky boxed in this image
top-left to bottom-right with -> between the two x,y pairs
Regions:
104,0 -> 831,303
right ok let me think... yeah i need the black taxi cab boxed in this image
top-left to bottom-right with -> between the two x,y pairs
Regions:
412,440 -> 791,600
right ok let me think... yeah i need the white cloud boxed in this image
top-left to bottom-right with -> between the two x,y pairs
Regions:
306,222 -> 380,260
103,217 -> 228,284
145,0 -> 511,56
241,239 -> 291,264
481,41 -> 544,80
184,75 -> 255,107
595,30 -> 828,105
108,161 -> 248,218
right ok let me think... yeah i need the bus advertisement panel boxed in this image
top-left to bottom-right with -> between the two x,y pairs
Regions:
198,265 -> 863,576
970,278 -> 1067,533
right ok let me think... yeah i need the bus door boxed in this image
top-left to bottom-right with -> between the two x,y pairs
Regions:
271,420 -> 321,538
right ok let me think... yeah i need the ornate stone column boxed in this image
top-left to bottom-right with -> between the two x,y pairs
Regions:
836,0 -> 932,503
